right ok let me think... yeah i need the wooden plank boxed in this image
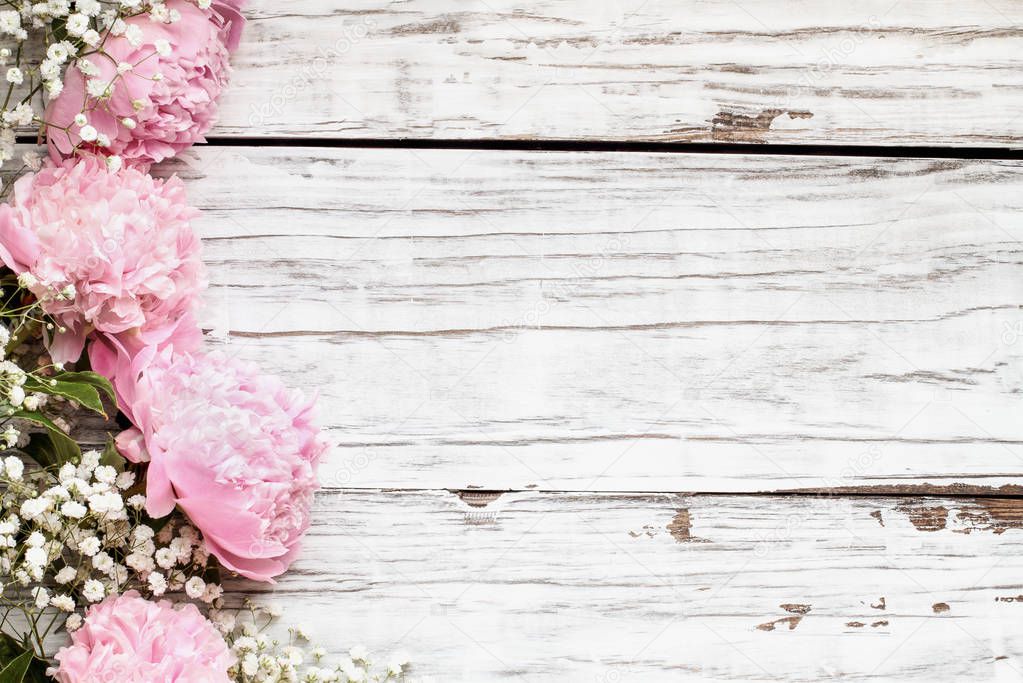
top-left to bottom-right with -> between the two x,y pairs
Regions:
216,0 -> 1023,146
229,490 -> 1023,681
161,147 -> 1023,493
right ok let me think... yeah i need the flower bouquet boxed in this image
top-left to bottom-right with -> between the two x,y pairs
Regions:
0,1 -> 408,680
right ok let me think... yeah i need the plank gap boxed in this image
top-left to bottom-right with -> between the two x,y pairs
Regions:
21,135 -> 1021,160
388,487 -> 1023,500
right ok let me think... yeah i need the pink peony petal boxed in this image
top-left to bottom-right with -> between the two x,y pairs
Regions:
119,351 -> 328,582
53,592 -> 234,683
0,157 -> 205,369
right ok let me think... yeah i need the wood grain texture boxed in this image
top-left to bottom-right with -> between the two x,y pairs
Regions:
215,0 -> 1023,146
229,490 -> 1023,681
156,147 -> 1023,493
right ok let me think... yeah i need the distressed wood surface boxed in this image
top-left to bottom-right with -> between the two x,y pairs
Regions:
156,147 -> 1023,493
215,0 -> 1023,146
226,490 -> 1023,681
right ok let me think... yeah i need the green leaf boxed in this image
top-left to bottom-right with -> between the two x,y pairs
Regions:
0,651 -> 34,683
49,18 -> 71,46
24,377 -> 105,417
0,645 -> 47,683
24,371 -> 116,418
52,371 -> 117,406
0,635 -> 25,667
20,432 -> 78,470
14,410 -> 81,469
99,436 -> 126,472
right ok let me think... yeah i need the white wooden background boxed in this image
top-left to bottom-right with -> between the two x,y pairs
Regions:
164,1 -> 1023,680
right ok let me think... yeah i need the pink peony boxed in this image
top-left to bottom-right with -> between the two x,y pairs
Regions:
53,591 -> 234,683
214,0 -> 249,52
0,157 -> 205,366
114,350 -> 328,582
45,0 -> 241,169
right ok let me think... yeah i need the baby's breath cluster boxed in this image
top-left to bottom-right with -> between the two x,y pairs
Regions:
0,450 -> 221,657
217,602 -> 411,683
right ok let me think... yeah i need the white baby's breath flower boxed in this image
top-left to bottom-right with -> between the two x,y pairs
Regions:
65,614 -> 82,631
50,594 -> 75,612
47,42 -> 69,63
185,575 -> 206,599
55,566 -> 77,584
43,485 -> 68,501
21,149 -> 41,169
81,450 -> 101,470
87,491 -> 123,514
4,104 -> 34,128
149,3 -> 169,22
241,653 -> 258,676
94,465 -> 117,485
338,659 -> 361,681
3,456 -> 23,480
169,536 -> 192,561
148,571 -> 167,596
0,11 -> 19,35
281,646 -> 303,666
211,610 -> 235,634
24,546 -> 47,568
65,477 -> 91,497
76,58 -> 99,77
78,124 -> 98,143
1,425 -> 18,448
31,587 -> 49,609
82,579 -> 105,603
78,535 -> 100,556
92,551 -> 113,573
155,547 -> 176,569
77,0 -> 101,17
61,500 -> 87,519
124,23 -> 143,46
114,470 -> 135,490
40,58 -> 61,81
126,551 -> 155,574
203,582 -> 224,603
20,497 -> 49,520
86,78 -> 111,99
65,13 -> 88,35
